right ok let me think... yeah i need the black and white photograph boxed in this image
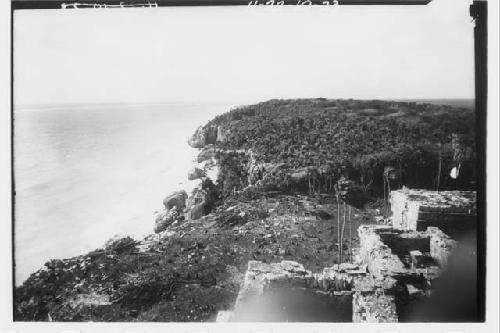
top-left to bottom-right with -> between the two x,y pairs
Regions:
1,0 -> 499,330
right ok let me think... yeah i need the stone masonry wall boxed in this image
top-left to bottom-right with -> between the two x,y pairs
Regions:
219,188 -> 466,323
357,225 -> 406,279
352,290 -> 398,323
428,227 -> 458,268
390,188 -> 476,237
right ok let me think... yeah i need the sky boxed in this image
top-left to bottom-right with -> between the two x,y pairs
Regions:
14,0 -> 474,106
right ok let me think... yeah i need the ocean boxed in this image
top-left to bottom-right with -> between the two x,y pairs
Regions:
13,102 -> 232,285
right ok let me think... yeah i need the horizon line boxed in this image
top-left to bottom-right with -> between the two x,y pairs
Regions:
14,97 -> 475,110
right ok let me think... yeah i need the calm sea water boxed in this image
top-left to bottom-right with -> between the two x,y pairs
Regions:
14,102 -> 230,285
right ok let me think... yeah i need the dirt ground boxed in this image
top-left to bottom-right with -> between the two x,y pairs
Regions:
134,194 -> 383,321
14,193 -> 384,322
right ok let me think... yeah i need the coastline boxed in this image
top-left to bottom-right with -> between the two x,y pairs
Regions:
14,102 -> 229,285
13,98 -> 477,322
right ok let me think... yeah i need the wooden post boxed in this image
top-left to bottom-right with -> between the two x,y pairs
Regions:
349,205 -> 352,262
337,196 -> 341,263
340,201 -> 346,263
436,150 -> 442,192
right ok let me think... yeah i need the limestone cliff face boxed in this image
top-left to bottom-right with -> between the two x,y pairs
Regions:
187,125 -> 218,148
159,125 -> 226,226
196,145 -> 216,163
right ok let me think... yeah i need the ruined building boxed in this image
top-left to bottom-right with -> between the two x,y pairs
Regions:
217,189 -> 477,322
390,188 -> 476,238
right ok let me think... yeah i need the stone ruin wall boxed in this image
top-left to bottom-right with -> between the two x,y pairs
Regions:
390,188 -> 476,237
357,225 -> 406,279
352,290 -> 398,323
218,189 -> 475,323
219,258 -> 403,322
428,227 -> 458,268
219,223 -> 458,323
390,191 -> 421,230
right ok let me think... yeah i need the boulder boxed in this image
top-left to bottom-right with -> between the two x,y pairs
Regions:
188,125 -> 218,148
188,167 -> 206,181
162,190 -> 188,210
154,207 -> 180,233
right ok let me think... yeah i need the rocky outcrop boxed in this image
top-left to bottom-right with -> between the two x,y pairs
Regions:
185,179 -> 219,220
186,184 -> 208,220
216,125 -> 228,142
188,167 -> 206,181
188,125 -> 218,148
248,162 -> 286,187
154,207 -> 181,233
196,145 -> 216,163
162,190 -> 188,210
187,127 -> 205,148
187,202 -> 205,220
216,121 -> 240,143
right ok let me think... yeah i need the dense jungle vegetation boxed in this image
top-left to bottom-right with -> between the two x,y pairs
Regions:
210,98 -> 476,198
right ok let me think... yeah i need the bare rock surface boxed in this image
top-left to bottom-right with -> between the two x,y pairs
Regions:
188,125 -> 218,148
163,190 -> 188,210
154,207 -> 180,233
186,184 -> 208,220
196,145 -> 216,163
188,167 -> 206,181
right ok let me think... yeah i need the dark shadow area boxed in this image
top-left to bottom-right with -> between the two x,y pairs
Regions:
395,232 -> 478,322
378,230 -> 438,269
416,214 -> 476,240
